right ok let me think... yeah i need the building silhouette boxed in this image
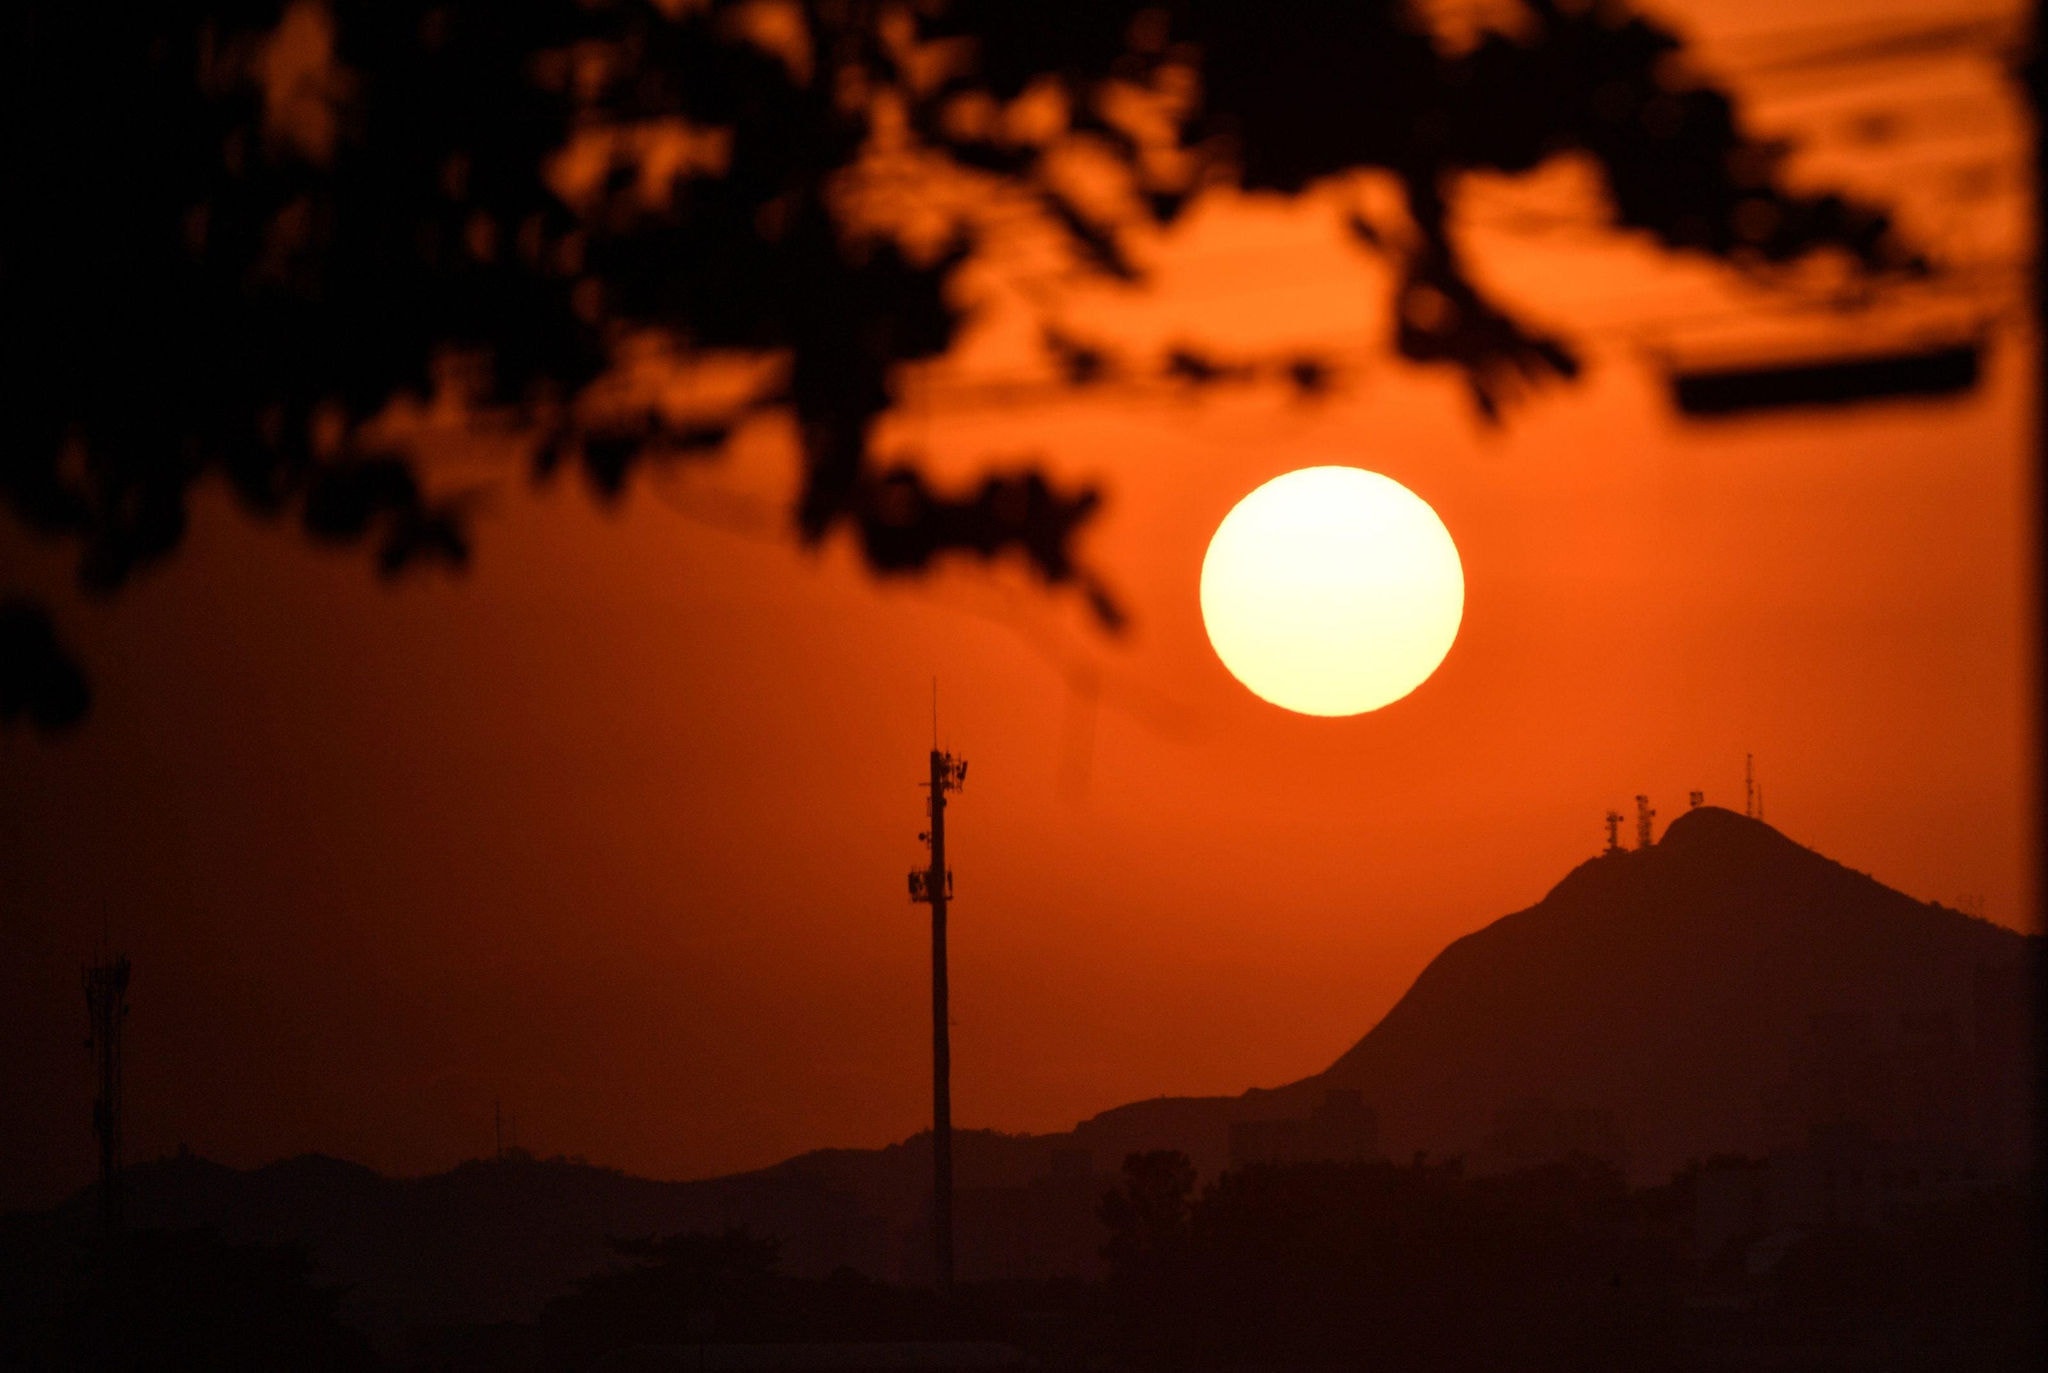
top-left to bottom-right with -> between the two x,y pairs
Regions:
1228,1089 -> 1379,1168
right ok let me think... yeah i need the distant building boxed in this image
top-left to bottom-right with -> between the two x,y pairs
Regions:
1767,1122 -> 1978,1232
1472,1098 -> 1626,1175
950,1148 -> 1107,1283
1760,963 -> 2036,1176
1228,1089 -> 1379,1168
1692,1156 -> 1769,1265
1692,1122 -> 1983,1271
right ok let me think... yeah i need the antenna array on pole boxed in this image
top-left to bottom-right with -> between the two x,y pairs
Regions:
1635,795 -> 1656,850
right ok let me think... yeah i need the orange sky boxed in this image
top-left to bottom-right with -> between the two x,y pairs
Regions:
0,0 -> 2034,1210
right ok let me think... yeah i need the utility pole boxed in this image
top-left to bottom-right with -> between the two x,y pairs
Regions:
2026,0 -> 2045,967
909,741 -> 967,1293
84,954 -> 131,1236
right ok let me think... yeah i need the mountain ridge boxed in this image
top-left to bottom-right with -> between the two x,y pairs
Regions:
10,807 -> 2035,1334
1293,806 -> 2033,1175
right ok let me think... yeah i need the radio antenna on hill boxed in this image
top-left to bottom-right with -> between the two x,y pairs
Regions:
908,713 -> 968,1294
84,953 -> 131,1235
1604,810 -> 1624,854
1636,795 -> 1656,850
1745,754 -> 1756,818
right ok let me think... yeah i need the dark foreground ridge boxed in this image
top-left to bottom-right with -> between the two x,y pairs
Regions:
5,809 -> 2037,1359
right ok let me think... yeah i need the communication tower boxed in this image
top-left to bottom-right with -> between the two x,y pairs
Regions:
1635,795 -> 1656,850
1604,811 -> 1624,853
84,954 -> 131,1235
1689,790 -> 1704,809
909,737 -> 968,1294
1745,754 -> 1755,818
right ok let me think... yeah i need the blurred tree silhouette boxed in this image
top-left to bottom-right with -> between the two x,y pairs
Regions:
2,1228 -> 380,1372
2,0 -> 1922,727
1101,1156 -> 1673,1372
537,1228 -> 993,1362
1098,1148 -> 1196,1273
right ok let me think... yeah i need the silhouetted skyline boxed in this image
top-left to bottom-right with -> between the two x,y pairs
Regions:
0,0 -> 2034,1259
4,806 -> 2034,1368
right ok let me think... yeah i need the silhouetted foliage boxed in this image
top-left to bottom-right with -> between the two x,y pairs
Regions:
0,598 -> 89,730
537,1228 -> 994,1367
0,1227 -> 380,1372
3,0 -> 1921,722
7,1146 -> 2034,1369
1088,1150 -> 2048,1372
1763,1188 -> 2045,1361
1098,1154 -> 1675,1371
1097,1148 -> 1195,1274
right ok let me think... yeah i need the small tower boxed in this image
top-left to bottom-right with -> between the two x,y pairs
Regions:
1635,795 -> 1656,850
1688,790 -> 1704,809
1744,754 -> 1755,818
1603,811 -> 1624,854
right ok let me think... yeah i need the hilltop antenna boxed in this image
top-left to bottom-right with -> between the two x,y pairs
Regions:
84,953 -> 131,1236
1689,790 -> 1704,809
1635,795 -> 1656,850
908,733 -> 968,1294
1604,810 -> 1624,854
1744,754 -> 1755,818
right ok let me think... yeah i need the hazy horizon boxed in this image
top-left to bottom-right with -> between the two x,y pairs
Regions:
2,0 -> 2034,1220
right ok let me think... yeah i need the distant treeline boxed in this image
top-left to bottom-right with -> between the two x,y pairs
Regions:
2,1152 -> 2038,1372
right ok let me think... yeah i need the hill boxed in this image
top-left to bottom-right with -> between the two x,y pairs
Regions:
9,808 -> 2034,1341
1268,805 -> 2037,1180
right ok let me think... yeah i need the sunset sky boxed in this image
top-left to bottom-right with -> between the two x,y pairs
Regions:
0,0 -> 2034,1212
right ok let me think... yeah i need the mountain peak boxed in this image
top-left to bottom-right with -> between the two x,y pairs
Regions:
1654,802 -> 1785,851
1308,811 -> 2035,1180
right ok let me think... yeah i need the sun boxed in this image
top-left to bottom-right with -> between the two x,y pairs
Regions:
1200,467 -> 1464,717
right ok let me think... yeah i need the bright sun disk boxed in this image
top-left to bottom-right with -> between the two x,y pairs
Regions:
1200,466 -> 1464,717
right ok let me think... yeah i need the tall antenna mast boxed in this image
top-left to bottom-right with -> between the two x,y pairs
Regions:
1604,810 -> 1624,854
1745,754 -> 1755,818
84,953 -> 131,1236
908,727 -> 968,1293
1635,795 -> 1656,850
